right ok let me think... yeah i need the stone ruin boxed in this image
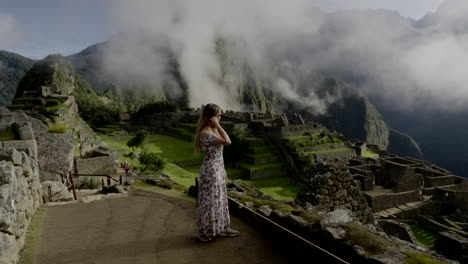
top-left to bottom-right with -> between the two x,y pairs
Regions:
295,159 -> 373,223
0,122 -> 43,264
74,139 -> 117,176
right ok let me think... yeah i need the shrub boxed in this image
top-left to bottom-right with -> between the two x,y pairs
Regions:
138,150 -> 166,172
78,177 -> 101,189
223,127 -> 249,165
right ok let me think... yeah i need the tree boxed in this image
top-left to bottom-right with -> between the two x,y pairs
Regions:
138,150 -> 166,172
126,130 -> 149,152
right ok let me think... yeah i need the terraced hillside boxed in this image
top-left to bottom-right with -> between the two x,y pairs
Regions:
283,132 -> 356,167
162,122 -> 300,199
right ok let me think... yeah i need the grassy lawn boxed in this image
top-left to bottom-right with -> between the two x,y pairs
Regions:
97,128 -> 299,200
362,150 -> 378,158
304,148 -> 353,155
411,225 -> 439,247
244,177 -> 301,201
18,207 -> 47,264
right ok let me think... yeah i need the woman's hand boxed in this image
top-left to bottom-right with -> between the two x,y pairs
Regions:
210,116 -> 220,127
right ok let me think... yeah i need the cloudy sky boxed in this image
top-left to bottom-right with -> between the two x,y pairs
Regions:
0,0 -> 443,59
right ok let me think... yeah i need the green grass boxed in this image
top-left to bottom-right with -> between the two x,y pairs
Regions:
239,162 -> 285,171
0,128 -> 17,141
403,252 -> 446,264
362,150 -> 378,158
244,177 -> 301,201
411,225 -> 439,247
98,129 -> 298,200
98,133 -> 203,164
228,191 -> 297,212
249,145 -> 275,153
304,148 -> 353,155
246,152 -> 276,158
18,207 -> 47,264
162,163 -> 198,187
343,222 -> 397,255
48,124 -> 69,133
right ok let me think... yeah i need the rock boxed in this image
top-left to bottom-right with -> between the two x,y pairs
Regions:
17,124 -> 34,140
320,208 -> 356,228
0,161 -> 15,185
0,149 -> 22,166
257,205 -> 272,217
325,226 -> 347,240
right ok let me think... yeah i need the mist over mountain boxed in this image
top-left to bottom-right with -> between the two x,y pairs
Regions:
2,0 -> 468,176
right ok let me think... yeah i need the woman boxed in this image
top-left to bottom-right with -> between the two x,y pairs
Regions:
194,103 -> 240,242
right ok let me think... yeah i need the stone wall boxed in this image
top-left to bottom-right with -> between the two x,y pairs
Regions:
364,190 -> 420,212
295,160 -> 373,223
0,148 -> 42,264
433,185 -> 468,212
137,112 -> 187,131
75,156 -> 116,175
379,160 -> 421,193
0,108 -> 74,181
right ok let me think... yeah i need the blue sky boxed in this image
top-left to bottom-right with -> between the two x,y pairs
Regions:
0,0 -> 444,59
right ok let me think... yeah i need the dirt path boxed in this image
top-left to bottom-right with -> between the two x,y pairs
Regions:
33,189 -> 293,264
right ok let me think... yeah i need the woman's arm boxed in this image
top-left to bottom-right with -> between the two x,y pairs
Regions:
211,117 -> 231,145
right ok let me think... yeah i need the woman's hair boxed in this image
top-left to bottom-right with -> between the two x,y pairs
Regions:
194,103 -> 222,154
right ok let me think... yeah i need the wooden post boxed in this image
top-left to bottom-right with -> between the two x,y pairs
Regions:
48,186 -> 52,202
119,175 -> 122,185
107,176 -> 111,186
101,178 -> 105,190
69,171 -> 77,200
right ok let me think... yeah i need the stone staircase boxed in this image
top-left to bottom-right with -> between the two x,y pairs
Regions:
238,138 -> 288,179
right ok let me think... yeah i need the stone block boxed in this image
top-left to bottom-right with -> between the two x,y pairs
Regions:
0,149 -> 22,166
2,140 -> 37,159
17,124 -> 34,140
0,161 -> 15,185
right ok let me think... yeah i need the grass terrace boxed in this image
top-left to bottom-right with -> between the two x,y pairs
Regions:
96,125 -> 300,200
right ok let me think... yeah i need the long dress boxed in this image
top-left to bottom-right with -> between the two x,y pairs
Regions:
196,132 -> 230,237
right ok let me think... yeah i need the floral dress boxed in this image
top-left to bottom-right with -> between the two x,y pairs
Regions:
196,132 -> 230,237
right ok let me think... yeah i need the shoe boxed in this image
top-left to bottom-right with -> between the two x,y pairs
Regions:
197,234 -> 213,242
219,227 -> 240,237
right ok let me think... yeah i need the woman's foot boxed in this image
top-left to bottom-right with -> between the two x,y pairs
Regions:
219,227 -> 240,237
197,234 -> 213,242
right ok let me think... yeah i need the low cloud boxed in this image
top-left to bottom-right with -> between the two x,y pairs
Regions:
0,13 -> 22,50
101,0 -> 468,113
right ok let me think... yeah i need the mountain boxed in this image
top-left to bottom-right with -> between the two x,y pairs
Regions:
0,51 -> 35,106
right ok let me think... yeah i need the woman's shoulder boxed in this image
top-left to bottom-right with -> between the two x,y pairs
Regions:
200,129 -> 213,138
200,129 -> 217,141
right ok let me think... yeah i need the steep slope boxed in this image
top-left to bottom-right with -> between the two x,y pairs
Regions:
0,51 -> 35,106
387,128 -> 424,159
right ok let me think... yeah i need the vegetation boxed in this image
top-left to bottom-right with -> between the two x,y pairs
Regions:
132,100 -> 179,121
228,191 -> 297,212
48,124 -> 69,133
411,224 -> 439,247
403,252 -> 447,264
342,222 -> 396,255
0,128 -> 18,141
0,50 -> 34,106
138,150 -> 166,172
126,130 -> 149,151
73,77 -> 120,126
77,177 -> 101,189
18,207 -> 47,264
